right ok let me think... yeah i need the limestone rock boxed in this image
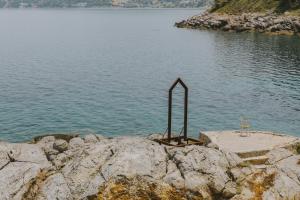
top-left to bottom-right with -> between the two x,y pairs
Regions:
168,145 -> 231,195
275,154 -> 300,186
207,142 -> 219,150
184,171 -> 211,198
53,139 -> 68,153
60,141 -> 110,198
98,176 -> 186,200
101,137 -> 167,180
69,137 -> 84,149
95,134 -> 106,141
222,150 -> 242,167
0,143 -> 10,169
223,181 -> 237,198
84,134 -> 99,143
263,170 -> 300,200
266,148 -> 293,164
147,133 -> 163,140
36,136 -> 59,157
0,162 -> 44,200
36,173 -> 72,200
1,135 -> 300,199
5,143 -> 50,169
163,160 -> 185,189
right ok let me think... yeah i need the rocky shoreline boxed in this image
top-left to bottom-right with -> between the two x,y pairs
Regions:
175,12 -> 300,35
1,133 -> 300,199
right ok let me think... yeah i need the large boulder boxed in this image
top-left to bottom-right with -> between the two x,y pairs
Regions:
101,137 -> 167,180
53,139 -> 68,153
0,162 -> 46,200
0,142 -> 51,199
36,173 -> 72,200
167,145 -> 236,197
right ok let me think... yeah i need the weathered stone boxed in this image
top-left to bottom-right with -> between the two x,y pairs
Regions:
207,142 -> 219,150
37,136 -> 55,143
6,143 -> 50,169
0,143 -> 10,170
1,135 -> 300,199
53,139 -> 68,152
95,134 -> 106,141
60,141 -> 110,198
98,176 -> 187,200
101,137 -> 167,180
222,151 -> 242,167
36,173 -> 72,200
52,153 -> 70,169
275,154 -> 300,185
266,148 -> 293,164
147,133 -> 163,140
184,171 -> 211,198
69,137 -> 84,149
263,170 -> 300,200
163,160 -> 185,189
168,145 -> 231,195
0,162 -> 44,200
223,181 -> 237,198
84,134 -> 99,143
36,136 -> 59,157
33,134 -> 78,143
294,21 -> 300,32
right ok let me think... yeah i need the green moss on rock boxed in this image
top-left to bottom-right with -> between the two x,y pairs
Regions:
211,0 -> 300,15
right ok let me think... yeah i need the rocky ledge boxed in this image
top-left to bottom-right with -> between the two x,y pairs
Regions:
1,133 -> 300,199
175,12 -> 300,35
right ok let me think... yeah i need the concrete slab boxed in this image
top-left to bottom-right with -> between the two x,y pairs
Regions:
200,130 -> 299,154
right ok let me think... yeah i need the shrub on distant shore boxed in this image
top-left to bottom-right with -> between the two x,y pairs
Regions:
211,0 -> 300,15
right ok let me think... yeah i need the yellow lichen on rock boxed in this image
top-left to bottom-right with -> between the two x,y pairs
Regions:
247,171 -> 276,200
97,176 -> 192,200
22,170 -> 50,199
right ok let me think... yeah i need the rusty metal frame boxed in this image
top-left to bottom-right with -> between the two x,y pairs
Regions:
168,78 -> 188,143
154,78 -> 202,147
155,136 -> 202,147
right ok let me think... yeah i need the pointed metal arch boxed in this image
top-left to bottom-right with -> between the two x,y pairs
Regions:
153,77 -> 202,147
168,78 -> 188,143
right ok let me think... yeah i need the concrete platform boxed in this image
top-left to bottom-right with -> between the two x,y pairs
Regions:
200,130 -> 299,154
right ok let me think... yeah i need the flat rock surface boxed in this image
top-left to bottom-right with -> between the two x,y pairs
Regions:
202,130 -> 299,153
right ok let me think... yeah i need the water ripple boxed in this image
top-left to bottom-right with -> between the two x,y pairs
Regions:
0,9 -> 299,142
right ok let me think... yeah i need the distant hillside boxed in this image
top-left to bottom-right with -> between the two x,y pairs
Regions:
211,0 -> 300,15
0,0 -> 213,8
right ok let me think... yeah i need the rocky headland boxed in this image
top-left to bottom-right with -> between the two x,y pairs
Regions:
1,132 -> 300,199
176,12 -> 300,35
175,0 -> 300,35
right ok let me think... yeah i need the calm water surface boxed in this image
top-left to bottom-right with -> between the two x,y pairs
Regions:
0,9 -> 299,142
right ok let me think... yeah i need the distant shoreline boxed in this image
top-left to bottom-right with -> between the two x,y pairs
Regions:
175,0 -> 300,36
176,12 -> 300,36
0,7 -> 204,9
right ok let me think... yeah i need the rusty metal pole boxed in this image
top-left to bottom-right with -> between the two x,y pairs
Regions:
184,87 -> 188,141
168,89 -> 172,143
